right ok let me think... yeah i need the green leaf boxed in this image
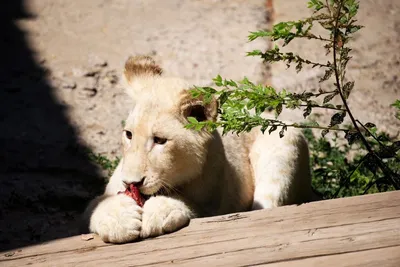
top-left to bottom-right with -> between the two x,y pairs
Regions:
307,0 -> 324,11
392,100 -> 400,120
323,93 -> 337,104
344,129 -> 361,145
201,86 -> 217,94
246,101 -> 256,110
219,91 -> 231,105
329,111 -> 346,127
279,125 -> 287,138
323,104 -> 336,109
364,122 -> 376,128
187,117 -> 198,124
247,50 -> 263,57
268,125 -> 278,134
204,93 -> 213,104
319,68 -> 334,83
195,123 -> 204,131
248,31 -> 271,41
276,103 -> 283,116
295,61 -> 303,73
213,75 -> 223,86
347,25 -> 363,34
226,79 -> 237,87
342,81 -> 355,99
391,100 -> 400,109
303,105 -> 312,118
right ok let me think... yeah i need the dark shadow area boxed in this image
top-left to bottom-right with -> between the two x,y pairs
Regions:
0,1 -> 104,251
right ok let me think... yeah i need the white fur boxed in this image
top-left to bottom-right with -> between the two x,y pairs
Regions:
82,57 -> 313,243
140,196 -> 193,239
86,194 -> 142,243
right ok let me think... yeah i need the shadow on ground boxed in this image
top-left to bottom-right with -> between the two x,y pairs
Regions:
0,1 -> 104,251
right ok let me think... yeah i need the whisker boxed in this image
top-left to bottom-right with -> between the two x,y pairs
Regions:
160,180 -> 182,197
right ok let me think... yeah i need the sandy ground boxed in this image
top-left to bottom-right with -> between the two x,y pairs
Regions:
0,0 -> 398,252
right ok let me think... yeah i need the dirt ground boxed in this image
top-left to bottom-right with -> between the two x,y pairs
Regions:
0,0 -> 398,252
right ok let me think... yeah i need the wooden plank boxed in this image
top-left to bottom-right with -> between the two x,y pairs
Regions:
1,191 -> 399,267
265,245 -> 400,267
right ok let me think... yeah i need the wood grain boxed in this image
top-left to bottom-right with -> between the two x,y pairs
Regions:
1,191 -> 399,267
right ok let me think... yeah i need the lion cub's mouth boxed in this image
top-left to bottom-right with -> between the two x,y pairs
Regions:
119,184 -> 170,207
141,186 -> 168,198
118,183 -> 169,206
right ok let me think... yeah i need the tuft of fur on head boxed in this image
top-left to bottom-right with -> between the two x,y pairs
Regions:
122,55 -> 163,102
124,55 -> 162,81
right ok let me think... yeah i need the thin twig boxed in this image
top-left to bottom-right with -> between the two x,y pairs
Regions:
285,123 -> 346,132
298,104 -> 346,112
297,35 -> 331,42
312,90 -> 338,97
325,0 -> 332,15
217,119 -> 347,132
302,59 -> 330,68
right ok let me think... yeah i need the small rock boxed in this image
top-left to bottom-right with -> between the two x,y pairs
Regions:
88,104 -> 96,110
95,61 -> 108,68
80,233 -> 94,241
84,70 -> 100,77
4,251 -> 15,257
62,80 -> 77,89
83,88 -> 98,97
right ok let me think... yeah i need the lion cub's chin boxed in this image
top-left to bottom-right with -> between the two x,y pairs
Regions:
140,183 -> 163,196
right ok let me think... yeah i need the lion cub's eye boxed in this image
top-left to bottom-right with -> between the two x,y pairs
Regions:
153,136 -> 167,145
125,130 -> 133,140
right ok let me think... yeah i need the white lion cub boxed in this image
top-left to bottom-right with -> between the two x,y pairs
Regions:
83,56 -> 313,243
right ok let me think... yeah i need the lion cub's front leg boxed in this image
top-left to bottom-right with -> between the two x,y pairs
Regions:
140,196 -> 194,239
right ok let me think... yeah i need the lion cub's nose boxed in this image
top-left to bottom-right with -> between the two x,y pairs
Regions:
123,177 -> 145,187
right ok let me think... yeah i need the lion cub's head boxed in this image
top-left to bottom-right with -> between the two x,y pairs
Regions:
119,56 -> 218,195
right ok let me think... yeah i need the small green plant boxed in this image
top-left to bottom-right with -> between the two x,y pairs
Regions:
88,151 -> 120,178
392,100 -> 400,120
187,0 -> 400,198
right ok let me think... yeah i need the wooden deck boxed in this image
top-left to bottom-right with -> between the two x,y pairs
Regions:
2,191 -> 400,267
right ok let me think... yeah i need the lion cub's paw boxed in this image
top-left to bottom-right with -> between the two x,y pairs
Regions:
140,196 -> 191,239
90,194 -> 143,243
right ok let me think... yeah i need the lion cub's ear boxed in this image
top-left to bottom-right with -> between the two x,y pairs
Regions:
179,92 -> 218,123
123,55 -> 162,100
